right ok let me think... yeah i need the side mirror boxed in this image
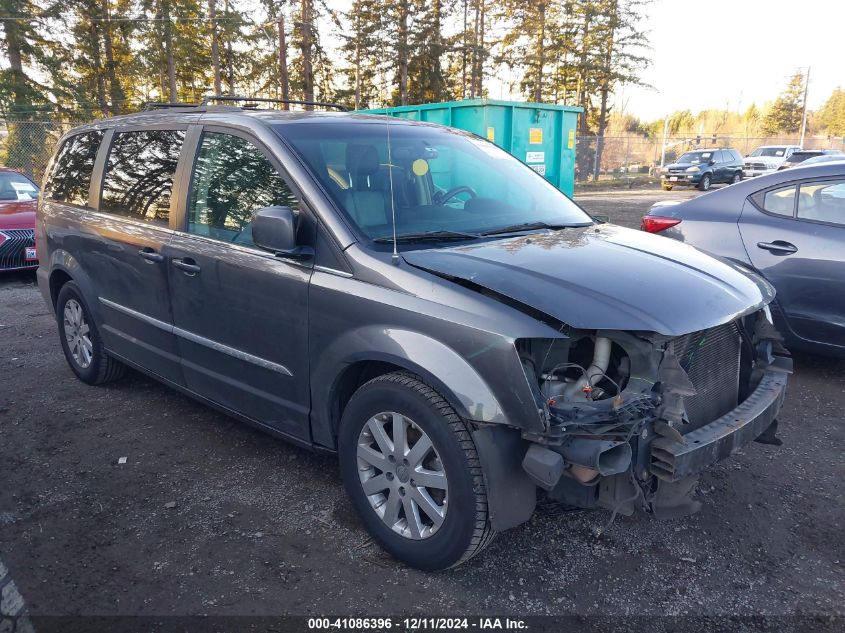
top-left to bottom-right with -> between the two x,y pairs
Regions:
252,206 -> 312,259
708,159 -> 716,165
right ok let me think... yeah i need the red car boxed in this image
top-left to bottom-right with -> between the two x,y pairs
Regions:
0,167 -> 39,272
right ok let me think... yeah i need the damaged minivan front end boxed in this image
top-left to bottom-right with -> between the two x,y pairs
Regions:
517,311 -> 791,521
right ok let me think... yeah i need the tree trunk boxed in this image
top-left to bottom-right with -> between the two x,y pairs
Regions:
461,0 -> 467,98
278,14 -> 290,109
209,0 -> 222,96
475,0 -> 484,97
89,21 -> 109,115
533,2 -> 545,102
3,12 -> 29,113
224,0 -> 235,94
577,9 -> 592,137
354,19 -> 361,109
300,0 -> 314,107
397,0 -> 408,105
101,0 -> 122,114
592,0 -> 618,181
162,0 -> 177,102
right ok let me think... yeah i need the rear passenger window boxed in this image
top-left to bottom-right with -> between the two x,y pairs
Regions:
761,185 -> 796,216
797,180 -> 845,225
187,132 -> 298,247
43,131 -> 103,206
100,130 -> 185,224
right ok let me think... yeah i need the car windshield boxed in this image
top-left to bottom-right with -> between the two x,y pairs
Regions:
677,151 -> 712,164
0,172 -> 38,201
276,120 -> 592,241
750,147 -> 786,157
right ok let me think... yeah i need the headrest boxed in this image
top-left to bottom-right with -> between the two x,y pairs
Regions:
346,144 -> 380,177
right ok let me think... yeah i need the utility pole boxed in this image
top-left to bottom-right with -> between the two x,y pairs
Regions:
659,117 -> 669,167
799,67 -> 810,147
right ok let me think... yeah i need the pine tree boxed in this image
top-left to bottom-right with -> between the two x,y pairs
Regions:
761,72 -> 806,135
817,88 -> 845,137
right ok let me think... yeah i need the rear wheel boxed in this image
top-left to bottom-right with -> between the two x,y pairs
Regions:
338,372 -> 495,570
697,173 -> 712,191
56,281 -> 125,385
731,171 -> 742,184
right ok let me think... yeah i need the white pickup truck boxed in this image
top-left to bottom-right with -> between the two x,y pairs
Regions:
743,145 -> 802,177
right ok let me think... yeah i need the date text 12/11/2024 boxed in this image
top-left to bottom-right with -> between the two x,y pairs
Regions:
306,617 -> 528,630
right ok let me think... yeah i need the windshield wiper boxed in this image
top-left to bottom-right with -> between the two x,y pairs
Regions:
480,221 -> 576,236
373,229 -> 482,243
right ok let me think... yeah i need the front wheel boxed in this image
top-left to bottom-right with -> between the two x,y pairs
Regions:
56,281 -> 125,385
338,372 -> 495,570
697,173 -> 712,191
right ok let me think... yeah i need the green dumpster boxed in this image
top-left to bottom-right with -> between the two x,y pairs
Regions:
360,99 -> 582,197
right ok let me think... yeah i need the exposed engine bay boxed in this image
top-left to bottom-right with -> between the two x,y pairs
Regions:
516,307 -> 792,521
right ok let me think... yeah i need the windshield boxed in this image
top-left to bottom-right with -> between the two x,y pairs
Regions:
750,147 -> 786,157
0,172 -> 38,201
677,151 -> 712,164
276,120 -> 592,241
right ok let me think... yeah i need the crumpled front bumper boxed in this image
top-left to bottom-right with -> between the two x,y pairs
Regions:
649,357 -> 791,482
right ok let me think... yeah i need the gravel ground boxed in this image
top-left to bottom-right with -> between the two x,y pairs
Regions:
1,190 -> 843,624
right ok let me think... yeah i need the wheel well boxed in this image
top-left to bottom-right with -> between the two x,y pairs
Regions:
330,361 -> 403,438
49,269 -> 73,309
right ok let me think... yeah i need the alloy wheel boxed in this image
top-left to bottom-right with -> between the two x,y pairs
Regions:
356,411 -> 448,540
63,298 -> 93,369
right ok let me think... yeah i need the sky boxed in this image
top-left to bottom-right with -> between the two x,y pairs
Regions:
610,0 -> 845,121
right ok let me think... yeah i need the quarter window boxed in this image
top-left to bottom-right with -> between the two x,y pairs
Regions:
797,180 -> 845,225
43,131 -> 103,206
761,185 -> 796,216
187,132 -> 298,247
100,130 -> 185,224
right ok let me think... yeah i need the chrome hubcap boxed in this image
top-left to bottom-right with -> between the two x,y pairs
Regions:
356,412 -> 448,540
63,299 -> 93,369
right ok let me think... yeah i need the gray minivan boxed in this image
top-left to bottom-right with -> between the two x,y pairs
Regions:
37,100 -> 791,570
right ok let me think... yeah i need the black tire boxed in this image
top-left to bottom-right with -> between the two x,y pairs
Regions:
338,372 -> 495,570
697,173 -> 712,191
732,171 -> 742,184
661,184 -> 673,191
56,281 -> 125,385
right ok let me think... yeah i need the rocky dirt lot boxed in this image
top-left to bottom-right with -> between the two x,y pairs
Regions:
1,191 -> 843,626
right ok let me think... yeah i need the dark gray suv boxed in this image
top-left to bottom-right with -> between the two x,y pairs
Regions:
37,101 -> 791,570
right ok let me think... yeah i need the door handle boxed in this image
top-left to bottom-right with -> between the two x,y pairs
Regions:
757,240 -> 798,255
172,258 -> 201,275
138,248 -> 164,263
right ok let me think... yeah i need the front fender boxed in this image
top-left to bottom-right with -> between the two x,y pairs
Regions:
311,325 -> 507,448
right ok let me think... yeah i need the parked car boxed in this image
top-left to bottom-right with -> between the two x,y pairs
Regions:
660,148 -> 744,191
777,149 -> 844,170
38,102 -> 790,570
798,154 -> 845,167
642,161 -> 845,357
0,168 -> 39,272
742,145 -> 802,178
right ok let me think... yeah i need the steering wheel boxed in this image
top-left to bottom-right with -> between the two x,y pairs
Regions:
435,185 -> 477,205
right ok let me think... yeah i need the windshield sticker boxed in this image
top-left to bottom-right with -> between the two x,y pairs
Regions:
529,128 -> 543,144
468,138 -> 508,159
526,151 -> 545,163
412,159 -> 429,176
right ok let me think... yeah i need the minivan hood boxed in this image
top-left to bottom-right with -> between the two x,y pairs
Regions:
402,225 -> 773,337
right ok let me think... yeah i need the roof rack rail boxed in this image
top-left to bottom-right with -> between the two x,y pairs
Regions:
142,101 -> 202,111
200,95 -> 350,112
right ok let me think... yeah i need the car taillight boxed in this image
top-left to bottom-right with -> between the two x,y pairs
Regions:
641,216 -> 681,233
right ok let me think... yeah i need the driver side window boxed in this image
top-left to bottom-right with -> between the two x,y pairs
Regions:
188,132 -> 299,247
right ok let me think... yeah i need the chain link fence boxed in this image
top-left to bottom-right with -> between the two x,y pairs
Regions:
0,120 -> 74,184
575,134 -> 845,183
